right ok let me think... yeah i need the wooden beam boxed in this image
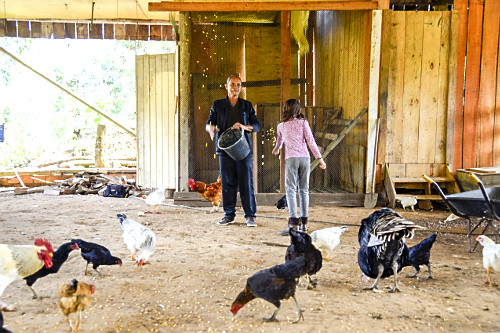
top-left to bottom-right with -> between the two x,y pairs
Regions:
149,1 -> 379,12
280,11 -> 291,193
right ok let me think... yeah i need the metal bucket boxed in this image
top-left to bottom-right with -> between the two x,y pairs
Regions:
218,128 -> 250,161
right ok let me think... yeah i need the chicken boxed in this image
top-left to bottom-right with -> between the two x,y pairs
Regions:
0,310 -> 12,333
285,229 -> 322,289
144,186 -> 167,213
24,241 -> 79,299
357,208 -> 424,292
275,195 -> 287,209
404,233 -> 436,280
0,238 -> 54,310
476,235 -> 500,286
230,257 -> 306,323
57,278 -> 96,332
395,195 -> 418,212
188,176 -> 222,213
117,214 -> 156,267
71,239 -> 122,277
310,226 -> 348,261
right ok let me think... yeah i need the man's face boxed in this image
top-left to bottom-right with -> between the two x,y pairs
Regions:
225,77 -> 242,98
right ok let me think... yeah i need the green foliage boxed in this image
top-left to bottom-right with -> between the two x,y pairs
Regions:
0,37 -> 175,168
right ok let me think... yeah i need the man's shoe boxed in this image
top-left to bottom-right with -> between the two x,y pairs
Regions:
246,216 -> 257,227
217,217 -> 235,225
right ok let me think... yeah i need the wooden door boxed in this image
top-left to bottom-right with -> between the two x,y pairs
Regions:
136,53 -> 178,189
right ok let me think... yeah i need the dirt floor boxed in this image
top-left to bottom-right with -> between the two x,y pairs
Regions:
0,191 -> 499,333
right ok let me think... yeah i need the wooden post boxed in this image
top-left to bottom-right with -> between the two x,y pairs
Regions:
95,124 -> 107,168
179,12 -> 192,191
365,9 -> 382,208
280,11 -> 291,193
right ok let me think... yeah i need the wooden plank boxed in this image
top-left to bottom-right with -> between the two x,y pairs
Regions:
125,24 -> 136,40
115,24 -> 125,40
17,21 -> 30,38
41,22 -> 53,38
103,24 -> 114,39
496,21 -> 500,166
436,12 -> 451,165
447,10 -> 459,168
30,21 -> 41,38
89,24 -> 103,39
478,0 -> 500,167
76,23 -> 88,39
65,23 -> 75,39
149,1 -> 379,12
0,19 -> 5,37
6,21 -> 16,37
135,55 -> 145,187
385,11 -> 405,164
53,23 -> 65,39
401,11 -> 424,164
462,0 -> 483,169
137,25 -> 149,41
417,12 -> 442,164
366,10 -> 382,196
150,25 -> 162,41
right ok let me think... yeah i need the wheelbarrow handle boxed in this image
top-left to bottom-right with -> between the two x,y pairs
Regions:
422,174 -> 433,183
469,172 -> 481,183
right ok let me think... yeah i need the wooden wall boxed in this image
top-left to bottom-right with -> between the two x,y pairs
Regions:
453,0 -> 500,170
0,19 -> 174,40
136,53 -> 177,189
315,10 -> 369,192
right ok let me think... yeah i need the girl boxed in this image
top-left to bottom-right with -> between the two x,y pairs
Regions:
272,99 -> 326,235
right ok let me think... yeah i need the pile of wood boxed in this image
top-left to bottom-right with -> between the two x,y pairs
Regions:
14,171 -> 147,197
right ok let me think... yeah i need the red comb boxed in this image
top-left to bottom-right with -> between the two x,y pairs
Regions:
34,238 -> 54,253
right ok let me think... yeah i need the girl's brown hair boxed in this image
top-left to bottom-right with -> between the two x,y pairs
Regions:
282,99 -> 304,122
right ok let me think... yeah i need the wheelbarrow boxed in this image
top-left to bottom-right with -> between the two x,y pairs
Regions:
423,173 -> 500,252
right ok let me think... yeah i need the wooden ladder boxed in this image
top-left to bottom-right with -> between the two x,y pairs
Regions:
383,164 -> 460,210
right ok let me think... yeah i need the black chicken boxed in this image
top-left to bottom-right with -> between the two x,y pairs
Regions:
230,256 -> 306,323
357,208 -> 424,292
275,195 -> 287,209
24,241 -> 79,299
404,233 -> 437,280
71,239 -> 122,277
285,229 -> 322,289
0,310 -> 12,333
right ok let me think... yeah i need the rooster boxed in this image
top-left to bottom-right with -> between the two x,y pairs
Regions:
71,239 -> 122,277
310,226 -> 348,261
285,229 -> 322,289
357,208 -> 424,292
230,257 -> 306,323
24,241 -> 79,299
0,238 -> 54,310
117,214 -> 156,267
404,233 -> 437,280
188,176 -> 222,213
57,278 -> 96,332
476,235 -> 500,286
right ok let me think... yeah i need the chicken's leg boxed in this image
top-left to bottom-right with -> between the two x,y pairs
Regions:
424,263 -> 433,280
388,260 -> 401,293
292,295 -> 304,323
364,264 -> 384,291
263,305 -> 281,322
84,262 -> 90,276
28,285 -> 39,299
406,266 -> 420,278
73,310 -> 82,332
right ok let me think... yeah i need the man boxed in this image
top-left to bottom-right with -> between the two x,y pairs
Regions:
206,74 -> 260,227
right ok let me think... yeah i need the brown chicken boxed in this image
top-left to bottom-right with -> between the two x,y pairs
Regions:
57,279 -> 96,332
188,176 -> 222,213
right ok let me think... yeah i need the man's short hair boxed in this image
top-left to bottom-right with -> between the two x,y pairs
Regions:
226,74 -> 241,85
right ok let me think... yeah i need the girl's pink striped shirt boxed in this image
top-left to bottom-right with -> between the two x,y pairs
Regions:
275,118 -> 322,160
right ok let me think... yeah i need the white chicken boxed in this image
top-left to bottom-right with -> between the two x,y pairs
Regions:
117,214 -> 156,267
310,226 -> 348,261
476,235 -> 500,286
144,186 -> 167,213
395,195 -> 418,212
0,238 -> 54,310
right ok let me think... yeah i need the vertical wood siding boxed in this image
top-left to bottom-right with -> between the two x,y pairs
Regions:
136,53 -> 177,189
